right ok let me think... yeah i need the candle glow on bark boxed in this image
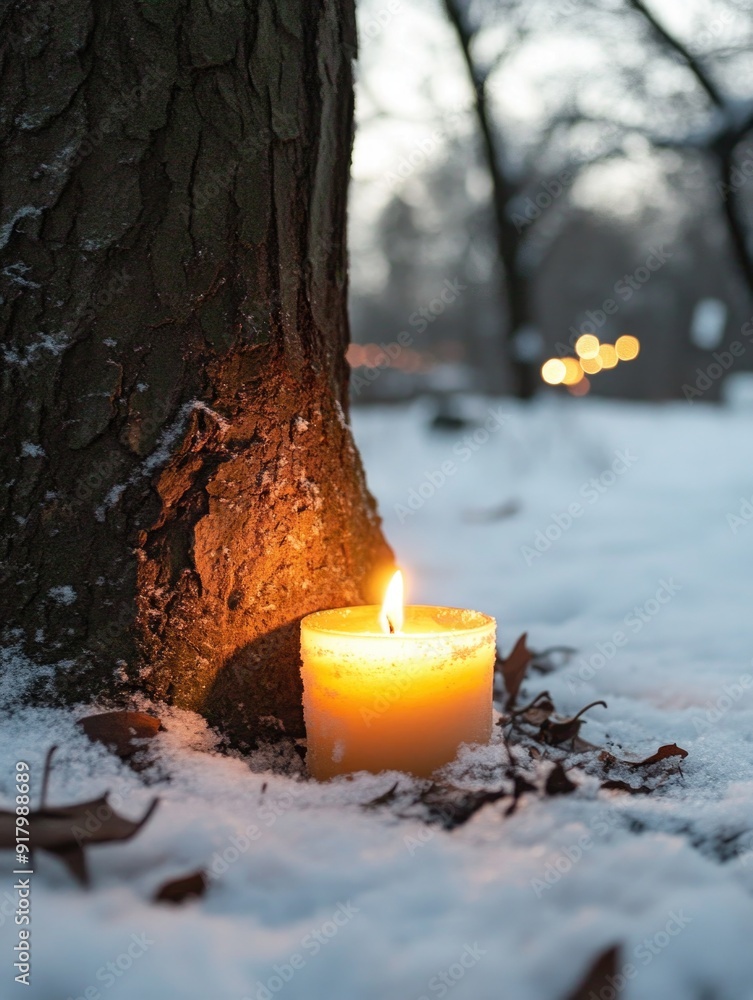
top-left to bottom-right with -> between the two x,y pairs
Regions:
300,572 -> 496,780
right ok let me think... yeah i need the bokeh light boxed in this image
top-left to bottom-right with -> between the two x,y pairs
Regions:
562,357 -> 584,385
575,335 -> 600,360
568,376 -> 591,396
579,355 -> 603,375
598,344 -> 618,369
616,335 -> 640,361
541,358 -> 567,385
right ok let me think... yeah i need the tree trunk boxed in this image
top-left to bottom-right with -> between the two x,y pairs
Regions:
718,144 -> 753,300
442,0 -> 537,400
0,0 -> 392,741
503,266 -> 538,401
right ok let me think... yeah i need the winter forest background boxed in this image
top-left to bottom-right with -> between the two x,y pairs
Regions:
347,0 -> 753,404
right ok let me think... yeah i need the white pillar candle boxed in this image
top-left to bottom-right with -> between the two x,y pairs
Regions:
300,573 -> 496,779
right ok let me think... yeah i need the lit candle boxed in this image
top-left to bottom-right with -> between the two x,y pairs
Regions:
300,572 -> 496,779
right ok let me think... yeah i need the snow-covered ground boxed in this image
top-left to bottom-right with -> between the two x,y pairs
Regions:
3,396 -> 753,1000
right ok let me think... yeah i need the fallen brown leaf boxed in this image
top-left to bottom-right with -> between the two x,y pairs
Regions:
0,747 -> 158,885
600,743 -> 688,770
513,691 -> 555,726
78,711 -> 163,764
497,633 -> 534,710
601,779 -> 652,795
505,773 -> 537,816
540,701 -> 607,746
545,762 -> 577,796
154,871 -> 207,904
418,783 -> 507,830
363,782 -> 400,809
565,946 -> 622,1000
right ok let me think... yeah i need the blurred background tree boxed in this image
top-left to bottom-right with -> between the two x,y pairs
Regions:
348,0 -> 753,402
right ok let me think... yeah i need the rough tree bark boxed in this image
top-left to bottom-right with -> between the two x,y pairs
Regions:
0,0 -> 392,740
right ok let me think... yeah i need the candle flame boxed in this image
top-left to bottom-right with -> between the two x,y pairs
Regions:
379,571 -> 404,635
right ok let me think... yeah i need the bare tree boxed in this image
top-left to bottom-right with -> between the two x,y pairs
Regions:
626,0 -> 753,297
439,0 -> 753,403
443,0 -> 540,398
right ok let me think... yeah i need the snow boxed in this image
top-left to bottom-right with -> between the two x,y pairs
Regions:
140,401 -> 228,479
2,262 -> 40,290
2,396 -> 753,999
0,207 -> 42,251
2,331 -> 70,367
94,485 -> 127,523
47,586 -> 77,606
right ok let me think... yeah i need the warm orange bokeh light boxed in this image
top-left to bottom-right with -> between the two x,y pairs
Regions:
575,334 -> 600,360
580,355 -> 603,375
598,344 -> 618,369
541,358 -> 567,385
562,357 -> 584,385
616,335 -> 640,361
379,571 -> 404,634
568,376 -> 591,396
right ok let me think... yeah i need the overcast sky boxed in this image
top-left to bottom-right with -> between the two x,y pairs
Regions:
348,0 -> 751,294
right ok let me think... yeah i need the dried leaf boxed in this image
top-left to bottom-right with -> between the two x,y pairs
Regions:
463,500 -> 520,524
600,743 -> 688,770
601,780 -> 652,795
565,946 -> 622,1000
497,633 -> 534,709
540,700 -> 607,746
418,784 -> 507,830
363,781 -> 400,809
498,729 -> 536,816
545,762 -> 577,796
513,691 -> 555,726
0,748 -> 158,885
78,711 -> 163,763
154,871 -> 207,904
504,773 -> 536,816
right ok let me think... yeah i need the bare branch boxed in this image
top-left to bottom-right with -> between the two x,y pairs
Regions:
625,0 -> 726,109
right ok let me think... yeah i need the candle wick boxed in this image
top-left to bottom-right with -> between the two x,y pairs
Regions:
387,617 -> 396,635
